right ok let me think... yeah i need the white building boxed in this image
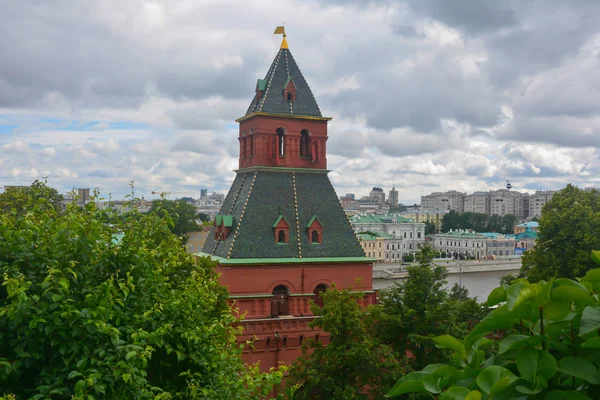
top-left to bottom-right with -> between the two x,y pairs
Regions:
489,190 -> 529,218
528,190 -> 555,218
463,191 -> 490,215
350,214 -> 426,254
421,190 -> 466,212
432,230 -> 488,259
357,232 -> 405,262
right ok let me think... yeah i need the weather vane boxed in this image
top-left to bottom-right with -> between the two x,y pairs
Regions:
274,24 -> 288,49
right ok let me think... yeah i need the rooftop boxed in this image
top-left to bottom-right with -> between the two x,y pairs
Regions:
350,214 -> 416,224
244,36 -> 323,118
516,221 -> 539,228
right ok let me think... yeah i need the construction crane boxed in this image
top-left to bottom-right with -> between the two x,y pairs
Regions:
151,190 -> 171,199
151,190 -> 197,200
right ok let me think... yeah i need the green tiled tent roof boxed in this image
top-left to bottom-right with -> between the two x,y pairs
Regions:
350,214 -> 415,224
245,47 -> 322,117
202,171 -> 365,259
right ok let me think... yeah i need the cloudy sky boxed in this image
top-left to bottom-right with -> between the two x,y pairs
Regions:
1,0 -> 599,203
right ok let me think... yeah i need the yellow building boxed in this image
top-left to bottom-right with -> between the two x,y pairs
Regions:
357,232 -> 386,262
402,210 -> 445,232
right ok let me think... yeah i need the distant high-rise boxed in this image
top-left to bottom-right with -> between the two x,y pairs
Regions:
421,190 -> 466,212
200,188 -> 208,198
78,188 -> 90,204
370,187 -> 385,205
529,190 -> 555,218
388,186 -> 399,208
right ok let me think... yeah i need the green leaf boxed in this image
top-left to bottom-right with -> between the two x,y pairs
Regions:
580,305 -> 600,336
558,356 -> 600,384
487,286 -> 507,307
432,335 -> 467,361
476,366 -> 518,395
545,299 -> 572,321
499,334 -> 530,354
386,378 -> 428,397
125,351 -> 136,361
74,380 -> 86,393
581,337 -> 600,349
581,267 -> 600,292
440,386 -> 469,400
122,373 -> 131,383
551,279 -> 593,306
67,370 -> 82,379
512,282 -> 549,310
507,280 -> 530,311
465,391 -> 482,400
59,277 -> 70,291
545,390 -> 592,400
591,251 -> 600,265
516,348 -> 557,383
516,376 -> 548,394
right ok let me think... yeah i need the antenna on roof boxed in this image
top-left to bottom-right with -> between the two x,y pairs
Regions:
506,180 -> 512,191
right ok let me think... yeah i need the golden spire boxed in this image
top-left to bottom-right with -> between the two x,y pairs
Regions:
274,25 -> 288,49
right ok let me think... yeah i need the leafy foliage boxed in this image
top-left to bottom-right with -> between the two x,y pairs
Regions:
442,211 -> 518,234
288,287 -> 400,399
521,185 -> 600,282
377,245 -> 486,371
388,252 -> 600,399
0,180 -> 63,215
0,182 -> 283,399
150,199 -> 203,240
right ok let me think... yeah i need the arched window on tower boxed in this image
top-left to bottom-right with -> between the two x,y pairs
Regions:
313,284 -> 328,308
276,128 -> 285,156
271,285 -> 290,317
241,132 -> 247,158
300,129 -> 311,158
248,129 -> 254,156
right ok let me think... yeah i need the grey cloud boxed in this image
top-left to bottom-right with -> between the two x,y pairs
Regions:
406,0 -> 518,34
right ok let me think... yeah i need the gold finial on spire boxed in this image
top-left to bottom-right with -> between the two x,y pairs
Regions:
274,25 -> 288,49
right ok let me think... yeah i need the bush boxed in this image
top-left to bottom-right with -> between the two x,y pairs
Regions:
387,250 -> 600,399
0,184 -> 283,399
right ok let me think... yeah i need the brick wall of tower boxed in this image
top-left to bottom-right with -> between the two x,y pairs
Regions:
238,115 -> 328,170
216,261 -> 375,372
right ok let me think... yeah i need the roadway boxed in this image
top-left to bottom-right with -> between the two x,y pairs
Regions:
373,258 -> 522,302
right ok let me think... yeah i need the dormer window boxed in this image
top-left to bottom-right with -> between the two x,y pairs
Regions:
214,215 -> 233,240
306,215 -> 323,244
273,214 -> 290,244
283,77 -> 297,102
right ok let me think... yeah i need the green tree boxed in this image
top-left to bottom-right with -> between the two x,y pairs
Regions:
0,185 -> 283,399
388,251 -> 600,399
501,214 -> 518,234
442,210 -> 461,232
288,287 -> 400,399
150,199 -> 202,240
424,220 -> 436,235
521,185 -> 600,282
0,180 -> 63,215
377,245 -> 485,371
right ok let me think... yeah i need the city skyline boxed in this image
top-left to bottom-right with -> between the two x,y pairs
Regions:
2,1 -> 600,201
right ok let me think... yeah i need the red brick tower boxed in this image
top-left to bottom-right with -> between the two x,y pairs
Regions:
199,28 -> 375,371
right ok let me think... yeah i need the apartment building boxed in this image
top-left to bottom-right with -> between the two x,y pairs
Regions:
421,190 -> 466,212
528,190 -> 555,218
463,191 -> 490,214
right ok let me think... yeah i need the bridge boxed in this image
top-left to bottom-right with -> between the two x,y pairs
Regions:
373,258 -> 522,301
